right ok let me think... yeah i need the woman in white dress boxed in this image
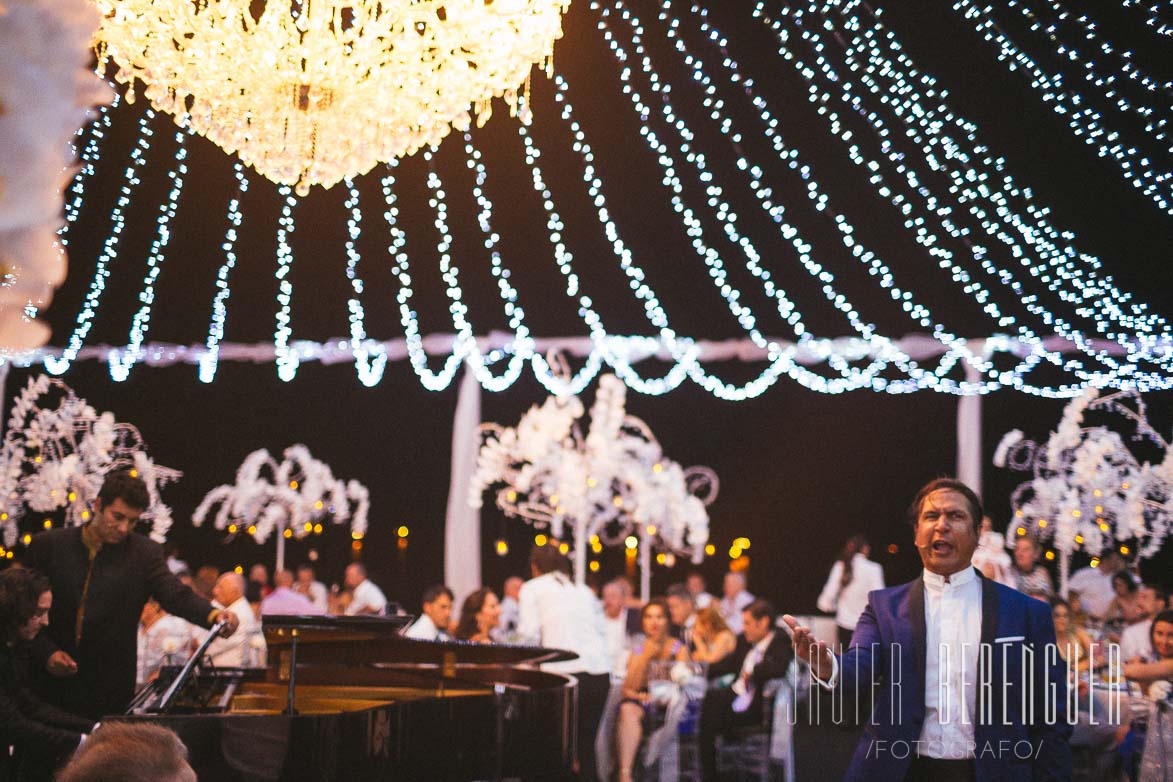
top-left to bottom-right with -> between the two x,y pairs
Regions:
817,534 -> 885,650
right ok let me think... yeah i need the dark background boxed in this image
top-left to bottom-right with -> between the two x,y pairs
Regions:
4,0 -> 1172,611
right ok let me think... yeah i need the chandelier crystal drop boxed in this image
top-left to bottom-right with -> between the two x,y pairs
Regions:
92,0 -> 571,194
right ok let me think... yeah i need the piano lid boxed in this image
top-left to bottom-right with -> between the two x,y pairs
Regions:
262,614 -> 579,666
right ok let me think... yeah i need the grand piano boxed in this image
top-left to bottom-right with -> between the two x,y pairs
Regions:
118,615 -> 578,781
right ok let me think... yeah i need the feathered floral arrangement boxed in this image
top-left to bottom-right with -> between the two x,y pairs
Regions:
0,375 -> 180,546
470,374 -> 716,573
193,445 -> 369,545
994,388 -> 1172,591
0,0 -> 113,349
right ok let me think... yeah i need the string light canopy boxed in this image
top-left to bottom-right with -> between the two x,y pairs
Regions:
92,0 -> 571,194
40,0 -> 1173,397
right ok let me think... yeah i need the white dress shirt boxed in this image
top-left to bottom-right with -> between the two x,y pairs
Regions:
603,612 -> 632,677
202,595 -> 264,667
404,613 -> 449,641
816,566 -> 982,760
297,580 -> 329,613
693,591 -> 714,609
517,572 -> 610,675
346,579 -> 388,616
817,553 -> 886,630
137,614 -> 198,685
493,595 -> 520,643
1066,566 -> 1115,619
1120,619 -> 1154,662
732,630 -> 777,697
719,590 -> 755,635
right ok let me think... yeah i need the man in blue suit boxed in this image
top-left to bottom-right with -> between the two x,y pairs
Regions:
784,478 -> 1072,782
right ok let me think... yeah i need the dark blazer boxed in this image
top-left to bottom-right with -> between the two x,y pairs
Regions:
832,574 -> 1072,782
23,527 -> 216,719
710,629 -> 793,716
0,642 -> 91,779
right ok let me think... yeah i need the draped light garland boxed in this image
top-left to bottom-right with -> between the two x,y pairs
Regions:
31,0 -> 1173,398
192,444 -> 369,572
993,388 -> 1173,594
0,375 -> 180,549
0,0 -> 111,350
470,373 -> 716,588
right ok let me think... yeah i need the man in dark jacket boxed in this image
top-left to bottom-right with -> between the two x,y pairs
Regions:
23,471 -> 239,719
699,598 -> 793,781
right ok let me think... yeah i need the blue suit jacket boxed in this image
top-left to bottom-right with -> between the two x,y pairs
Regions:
832,574 -> 1072,782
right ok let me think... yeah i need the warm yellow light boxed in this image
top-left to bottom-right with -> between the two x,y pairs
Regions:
81,511 -> 90,521
283,528 -> 293,539
0,513 -> 7,521
535,533 -> 548,547
304,522 -> 314,532
1122,482 -> 1131,490
129,469 -> 139,478
21,534 -> 32,545
590,534 -> 600,545
290,480 -> 299,490
49,490 -> 57,498
733,537 -> 751,550
228,523 -> 238,534
315,500 -> 324,510
42,519 -> 51,529
1094,505 -> 1104,514
613,496 -> 623,508
1093,489 -> 1103,497
729,546 -> 743,559
589,560 -> 600,572
704,543 -> 716,556
1099,522 -> 1110,532
587,477 -> 598,488
313,523 -> 324,535
646,525 -> 657,536
4,551 -> 11,559
624,535 -> 638,550
1037,520 -> 1048,528
506,490 -> 518,503
1044,550 -> 1055,561
351,531 -> 364,540
94,0 -> 570,192
1071,510 -> 1082,518
655,553 -> 666,565
1120,545 -> 1130,555
234,565 -> 243,574
1015,509 -> 1024,517
558,542 -> 570,555
1074,534 -> 1084,545
351,540 -> 363,552
1016,527 -> 1026,536
34,455 -> 42,463
67,492 -> 77,502
1090,558 -> 1101,568
591,542 -> 603,554
247,525 -> 258,536
495,539 -> 509,556
652,463 -> 663,473
397,525 -> 410,538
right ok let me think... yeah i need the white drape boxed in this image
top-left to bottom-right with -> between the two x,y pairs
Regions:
444,364 -> 482,607
956,362 -> 983,497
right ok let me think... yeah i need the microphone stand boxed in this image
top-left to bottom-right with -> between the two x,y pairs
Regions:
150,617 -> 229,714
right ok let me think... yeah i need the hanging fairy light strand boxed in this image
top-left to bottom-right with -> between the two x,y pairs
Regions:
199,163 -> 249,384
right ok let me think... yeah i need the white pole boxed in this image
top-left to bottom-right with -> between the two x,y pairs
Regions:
957,361 -> 983,496
639,529 -> 651,603
444,365 -> 483,606
276,527 -> 285,573
574,518 -> 587,586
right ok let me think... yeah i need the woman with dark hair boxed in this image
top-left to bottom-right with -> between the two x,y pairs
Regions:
1051,597 -> 1094,673
1,567 -> 94,781
817,533 -> 885,649
1124,609 -> 1173,698
453,587 -> 501,643
615,598 -> 690,782
1106,571 -> 1144,626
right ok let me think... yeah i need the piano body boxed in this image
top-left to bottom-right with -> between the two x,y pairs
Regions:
117,615 -> 577,781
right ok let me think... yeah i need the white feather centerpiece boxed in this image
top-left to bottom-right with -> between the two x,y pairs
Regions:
193,444 -> 369,571
994,388 -> 1173,594
471,373 -> 717,594
0,375 -> 180,547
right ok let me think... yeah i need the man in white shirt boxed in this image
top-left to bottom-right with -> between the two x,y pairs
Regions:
343,563 -> 387,616
294,564 -> 329,613
687,572 -> 715,609
601,579 -> 636,678
492,576 -> 523,643
1120,583 -> 1169,662
718,572 -> 754,635
404,584 -> 454,641
666,583 -> 697,646
785,478 -> 1072,782
1066,551 -> 1125,620
201,573 -> 264,668
518,544 -> 611,782
136,599 -> 199,685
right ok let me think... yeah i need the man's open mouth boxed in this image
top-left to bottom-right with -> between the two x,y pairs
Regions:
931,541 -> 953,554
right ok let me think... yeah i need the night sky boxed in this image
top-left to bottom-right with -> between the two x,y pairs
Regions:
5,0 -> 1172,612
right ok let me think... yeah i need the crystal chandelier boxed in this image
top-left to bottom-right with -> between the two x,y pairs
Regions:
92,0 -> 571,194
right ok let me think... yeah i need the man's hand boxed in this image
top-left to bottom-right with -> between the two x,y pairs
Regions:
46,650 -> 78,677
217,610 -> 240,638
781,614 -> 834,680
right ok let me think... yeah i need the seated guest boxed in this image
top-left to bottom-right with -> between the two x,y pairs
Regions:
687,571 -> 715,609
137,599 -> 199,685
248,564 -> 272,599
1124,609 -> 1173,699
1121,583 -> 1169,662
1,567 -> 93,781
260,570 -> 320,616
56,722 -> 195,782
404,584 -> 454,641
602,579 -> 639,677
666,583 -> 697,645
1105,571 -> 1144,628
492,577 -> 523,642
699,599 -> 792,782
1008,536 -> 1054,598
718,572 -> 754,635
690,606 -> 737,671
199,573 -> 263,667
454,588 -> 500,643
1052,598 -> 1094,672
342,563 -> 387,616
615,598 -> 690,782
1068,551 -> 1125,621
293,564 -> 329,613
